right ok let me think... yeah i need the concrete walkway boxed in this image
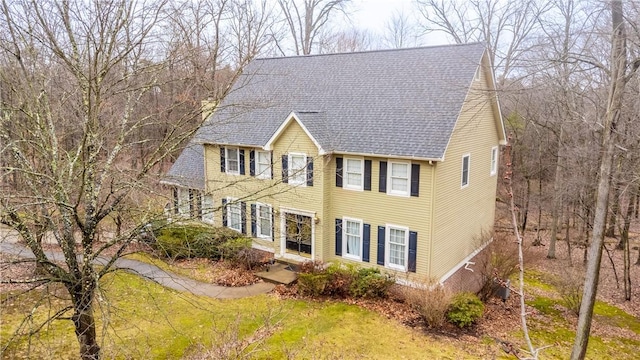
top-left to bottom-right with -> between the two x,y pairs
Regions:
0,242 -> 275,299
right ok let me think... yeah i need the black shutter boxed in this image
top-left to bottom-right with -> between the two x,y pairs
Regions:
379,161 -> 387,193
364,160 -> 372,191
336,157 -> 343,187
335,219 -> 342,256
271,209 -> 275,240
249,150 -> 255,176
220,147 -> 226,172
411,164 -> 420,197
239,150 -> 245,175
408,231 -> 418,272
241,202 -> 247,234
270,151 -> 274,179
250,204 -> 257,237
377,226 -> 385,265
222,198 -> 228,226
281,155 -> 288,183
306,157 -> 314,186
172,187 -> 179,214
363,224 -> 371,262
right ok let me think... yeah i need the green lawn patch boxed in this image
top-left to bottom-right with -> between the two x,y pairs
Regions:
593,301 -> 640,335
2,271 -> 489,359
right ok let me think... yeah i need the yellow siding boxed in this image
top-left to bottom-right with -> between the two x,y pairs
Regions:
325,158 -> 434,275
204,118 -> 325,259
201,55 -> 501,282
430,59 -> 500,280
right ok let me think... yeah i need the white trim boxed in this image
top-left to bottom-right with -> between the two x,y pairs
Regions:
255,202 -> 273,240
343,157 -> 364,191
287,152 -> 307,186
385,224 -> 409,272
490,146 -> 498,176
225,197 -> 242,232
387,160 -> 411,197
438,237 -> 493,284
342,217 -> 363,261
225,147 -> 241,175
279,207 -> 316,261
264,112 -> 326,154
256,150 -> 272,179
331,150 -> 441,162
461,154 -> 470,188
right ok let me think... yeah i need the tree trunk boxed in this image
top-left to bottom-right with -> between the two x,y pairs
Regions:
69,274 -> 100,360
549,128 -> 564,259
606,181 -> 620,238
621,195 -> 633,300
566,203 -> 572,267
571,1 -> 626,358
521,177 -> 531,234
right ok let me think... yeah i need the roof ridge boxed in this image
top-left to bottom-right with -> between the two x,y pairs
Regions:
255,42 -> 484,61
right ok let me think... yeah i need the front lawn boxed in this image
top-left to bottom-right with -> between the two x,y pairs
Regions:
1,271 -> 487,359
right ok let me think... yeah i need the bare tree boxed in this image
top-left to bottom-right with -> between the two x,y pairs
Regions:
571,1 -> 638,358
276,0 -> 351,55
414,0 -> 550,80
0,0 -> 237,358
382,10 -> 420,49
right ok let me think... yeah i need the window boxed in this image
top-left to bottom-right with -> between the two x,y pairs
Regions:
226,199 -> 242,232
342,218 -> 362,260
288,153 -> 307,185
388,161 -> 410,196
226,148 -> 240,174
490,147 -> 498,176
461,154 -> 470,188
474,67 -> 481,81
202,195 -> 214,224
386,225 -> 408,271
257,204 -> 272,239
344,158 -> 363,190
256,151 -> 271,179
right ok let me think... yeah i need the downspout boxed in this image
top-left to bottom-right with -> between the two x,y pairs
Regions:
428,161 -> 437,278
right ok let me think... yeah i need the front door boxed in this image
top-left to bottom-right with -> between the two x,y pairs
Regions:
284,213 -> 312,257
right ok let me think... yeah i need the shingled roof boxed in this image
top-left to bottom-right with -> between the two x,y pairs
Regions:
195,42 -> 486,159
165,43 -> 488,188
163,143 -> 205,190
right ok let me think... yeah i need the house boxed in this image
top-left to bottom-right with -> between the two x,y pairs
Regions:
162,43 -> 506,288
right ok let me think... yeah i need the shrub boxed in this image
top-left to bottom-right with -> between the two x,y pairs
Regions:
154,224 -> 248,260
557,270 -> 583,315
298,260 -> 326,274
350,268 -> 395,299
447,292 -> 484,328
476,231 -> 521,301
218,237 -> 252,261
297,273 -> 330,296
296,263 -> 394,299
402,279 -> 452,328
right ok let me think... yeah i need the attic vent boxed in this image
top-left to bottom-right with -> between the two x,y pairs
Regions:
297,111 -> 321,114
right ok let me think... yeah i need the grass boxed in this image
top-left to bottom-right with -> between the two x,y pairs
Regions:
1,271 -> 487,359
124,252 -> 216,284
516,271 -> 640,360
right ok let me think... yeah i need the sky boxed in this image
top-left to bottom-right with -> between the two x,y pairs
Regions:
346,0 -> 449,46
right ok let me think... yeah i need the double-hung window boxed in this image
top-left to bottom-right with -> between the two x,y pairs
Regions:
490,147 -> 498,176
344,158 -> 363,190
386,225 -> 408,271
227,199 -> 242,232
342,218 -> 362,260
388,161 -> 410,196
257,204 -> 272,239
288,153 -> 307,185
226,148 -> 240,175
256,151 -> 272,179
461,154 -> 470,188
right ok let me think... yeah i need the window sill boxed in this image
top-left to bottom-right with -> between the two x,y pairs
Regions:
343,254 -> 362,262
